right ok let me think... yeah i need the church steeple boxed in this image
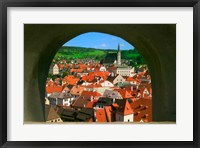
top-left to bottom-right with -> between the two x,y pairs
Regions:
118,43 -> 120,52
117,43 -> 121,65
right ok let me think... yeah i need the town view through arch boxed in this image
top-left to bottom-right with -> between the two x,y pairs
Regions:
45,32 -> 152,123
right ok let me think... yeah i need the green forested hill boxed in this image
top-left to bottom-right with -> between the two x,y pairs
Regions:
55,46 -> 106,60
54,46 -> 145,66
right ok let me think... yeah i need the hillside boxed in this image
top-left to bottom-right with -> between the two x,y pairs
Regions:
55,46 -> 106,60
54,46 -> 146,66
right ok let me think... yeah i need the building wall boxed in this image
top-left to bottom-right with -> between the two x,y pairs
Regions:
124,114 -> 134,122
116,113 -> 124,122
46,117 -> 63,123
53,64 -> 59,75
113,75 -> 125,84
45,97 -> 50,105
93,87 -> 112,95
48,97 -> 57,106
116,113 -> 134,122
100,81 -> 114,87
103,90 -> 122,99
117,69 -> 131,76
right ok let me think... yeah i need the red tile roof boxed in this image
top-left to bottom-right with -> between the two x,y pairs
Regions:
81,91 -> 101,98
94,71 -> 110,79
86,100 -> 98,108
126,76 -> 135,82
82,75 -> 94,82
72,95 -> 95,108
104,106 -> 113,122
85,84 -> 102,88
96,109 -> 107,122
58,64 -> 65,70
114,89 -> 133,99
70,86 -> 85,96
62,76 -> 80,85
70,69 -> 84,73
116,99 -> 134,116
46,85 -> 62,94
129,98 -> 152,122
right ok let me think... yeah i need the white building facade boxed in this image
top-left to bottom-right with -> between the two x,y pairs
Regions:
116,113 -> 134,122
117,67 -> 134,76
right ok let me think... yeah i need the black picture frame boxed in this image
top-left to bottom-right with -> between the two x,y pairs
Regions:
0,0 -> 199,147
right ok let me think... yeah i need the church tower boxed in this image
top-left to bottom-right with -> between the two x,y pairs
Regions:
117,43 -> 121,65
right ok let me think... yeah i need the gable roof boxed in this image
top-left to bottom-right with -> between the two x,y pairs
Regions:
76,108 -> 94,121
96,109 -> 107,122
45,105 -> 60,121
104,106 -> 113,122
48,92 -> 60,98
129,98 -> 152,122
72,96 -> 92,108
86,100 -> 98,108
126,76 -> 135,82
70,85 -> 85,96
81,91 -> 101,97
106,76 -> 116,82
57,92 -> 73,99
95,97 -> 114,107
46,85 -> 62,94
59,108 -> 77,121
116,99 -> 134,116
103,89 -> 122,99
114,89 -> 133,99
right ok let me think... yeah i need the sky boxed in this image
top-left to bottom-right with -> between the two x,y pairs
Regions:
63,32 -> 134,50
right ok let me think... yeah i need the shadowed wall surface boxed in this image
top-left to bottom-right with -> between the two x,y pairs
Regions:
24,24 -> 176,122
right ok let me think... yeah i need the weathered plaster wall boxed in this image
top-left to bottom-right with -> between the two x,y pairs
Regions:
24,24 -> 176,122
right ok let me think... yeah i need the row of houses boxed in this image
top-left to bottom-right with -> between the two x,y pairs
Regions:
45,63 -> 152,123
50,63 -> 136,77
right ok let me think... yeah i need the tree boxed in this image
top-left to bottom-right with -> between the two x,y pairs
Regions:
48,73 -> 53,78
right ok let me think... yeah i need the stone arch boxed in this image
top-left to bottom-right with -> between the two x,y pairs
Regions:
24,24 -> 176,122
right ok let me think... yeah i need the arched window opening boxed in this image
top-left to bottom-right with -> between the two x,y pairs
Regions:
45,32 -> 152,123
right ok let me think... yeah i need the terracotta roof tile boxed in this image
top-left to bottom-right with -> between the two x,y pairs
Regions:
129,98 -> 152,122
116,99 -> 134,116
96,109 -> 107,122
